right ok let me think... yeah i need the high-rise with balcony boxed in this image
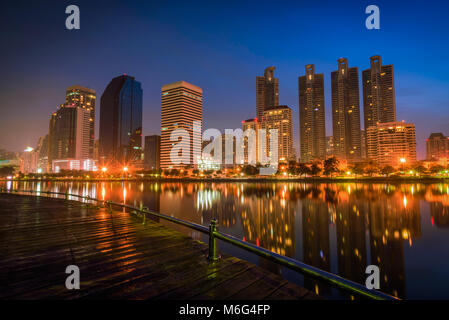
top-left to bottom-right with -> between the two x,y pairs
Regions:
99,75 -> 142,165
363,55 -> 396,131
65,86 -> 96,158
160,81 -> 202,169
331,58 -> 362,161
426,133 -> 449,161
262,105 -> 294,163
256,67 -> 279,121
298,64 -> 326,162
144,135 -> 161,170
48,104 -> 91,171
366,121 -> 416,167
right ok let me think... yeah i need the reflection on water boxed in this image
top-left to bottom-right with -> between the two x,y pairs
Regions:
3,180 -> 449,299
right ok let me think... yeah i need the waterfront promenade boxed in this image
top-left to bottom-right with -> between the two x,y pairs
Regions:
0,193 -> 316,300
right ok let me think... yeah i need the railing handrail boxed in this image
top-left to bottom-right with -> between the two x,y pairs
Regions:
0,188 -> 398,300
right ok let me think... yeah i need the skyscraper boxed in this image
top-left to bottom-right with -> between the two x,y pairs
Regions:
298,64 -> 326,162
262,105 -> 294,163
366,121 -> 417,167
256,67 -> 279,120
426,133 -> 449,161
363,55 -> 396,130
144,135 -> 161,170
242,118 -> 260,165
331,58 -> 362,161
160,81 -> 202,169
49,104 -> 91,167
65,86 -> 96,158
99,75 -> 143,165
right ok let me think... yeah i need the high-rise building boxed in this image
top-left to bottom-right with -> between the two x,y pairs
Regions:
360,129 -> 367,159
48,104 -> 91,169
242,118 -> 260,164
426,133 -> 449,161
326,136 -> 334,157
366,121 -> 417,167
160,81 -> 202,169
65,86 -> 96,158
262,105 -> 294,163
331,58 -> 362,161
298,64 -> 326,162
363,55 -> 396,131
99,75 -> 143,165
144,135 -> 161,170
256,67 -> 279,120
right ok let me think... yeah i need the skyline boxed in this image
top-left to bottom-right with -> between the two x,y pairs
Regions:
1,0 -> 449,159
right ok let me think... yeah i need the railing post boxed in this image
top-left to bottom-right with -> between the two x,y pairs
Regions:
208,218 -> 219,262
65,191 -> 69,200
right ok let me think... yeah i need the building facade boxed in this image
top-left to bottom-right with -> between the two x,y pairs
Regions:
298,64 -> 326,162
426,133 -> 449,161
363,56 -> 396,130
262,105 -> 294,163
331,58 -> 362,162
144,135 -> 161,170
242,118 -> 260,165
256,67 -> 279,121
160,81 -> 202,169
99,75 -> 143,165
65,86 -> 96,158
366,121 -> 417,167
49,104 -> 91,162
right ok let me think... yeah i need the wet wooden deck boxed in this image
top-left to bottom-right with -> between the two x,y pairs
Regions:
0,193 -> 317,300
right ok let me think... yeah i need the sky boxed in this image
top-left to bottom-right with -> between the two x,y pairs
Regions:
1,0 -> 448,159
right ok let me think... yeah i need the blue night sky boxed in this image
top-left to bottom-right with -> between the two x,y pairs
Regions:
1,0 -> 448,159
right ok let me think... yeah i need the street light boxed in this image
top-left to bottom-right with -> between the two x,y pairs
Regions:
400,158 -> 406,164
101,167 -> 107,173
123,167 -> 128,172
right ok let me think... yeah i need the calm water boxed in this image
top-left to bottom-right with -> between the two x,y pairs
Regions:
2,180 -> 449,299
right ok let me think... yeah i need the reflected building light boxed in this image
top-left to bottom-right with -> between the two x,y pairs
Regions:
102,187 -> 106,201
403,195 -> 407,209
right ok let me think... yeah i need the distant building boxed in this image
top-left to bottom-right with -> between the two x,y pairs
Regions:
299,64 -> 326,162
326,136 -> 334,157
65,86 -> 96,158
160,81 -> 202,169
99,75 -> 143,165
426,133 -> 449,161
360,129 -> 367,159
242,118 -> 260,165
36,135 -> 49,173
256,67 -> 279,120
366,121 -> 417,167
144,135 -> 161,170
49,104 -> 91,164
363,55 -> 396,130
19,147 -> 38,173
262,105 -> 294,163
331,58 -> 362,161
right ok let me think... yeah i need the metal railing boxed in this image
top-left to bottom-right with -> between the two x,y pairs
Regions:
0,188 -> 398,300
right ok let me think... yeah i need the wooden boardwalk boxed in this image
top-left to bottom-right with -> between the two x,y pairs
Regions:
0,194 -> 317,300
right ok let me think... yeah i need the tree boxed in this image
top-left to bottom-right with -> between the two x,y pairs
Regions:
413,165 -> 426,175
381,165 -> 395,176
298,163 -> 310,177
430,165 -> 444,175
310,163 -> 322,177
192,169 -> 200,176
242,165 -> 258,176
323,157 -> 339,177
0,166 -> 15,177
350,163 -> 366,177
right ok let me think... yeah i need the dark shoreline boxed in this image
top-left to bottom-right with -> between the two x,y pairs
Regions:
2,176 -> 449,184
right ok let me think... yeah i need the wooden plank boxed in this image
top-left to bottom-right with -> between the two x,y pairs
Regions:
0,193 -> 315,300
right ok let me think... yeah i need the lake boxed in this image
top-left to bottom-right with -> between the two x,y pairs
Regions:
2,180 -> 449,299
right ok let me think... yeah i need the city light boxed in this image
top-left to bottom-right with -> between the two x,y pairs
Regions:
123,167 -> 129,172
101,167 -> 107,172
400,158 -> 406,164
